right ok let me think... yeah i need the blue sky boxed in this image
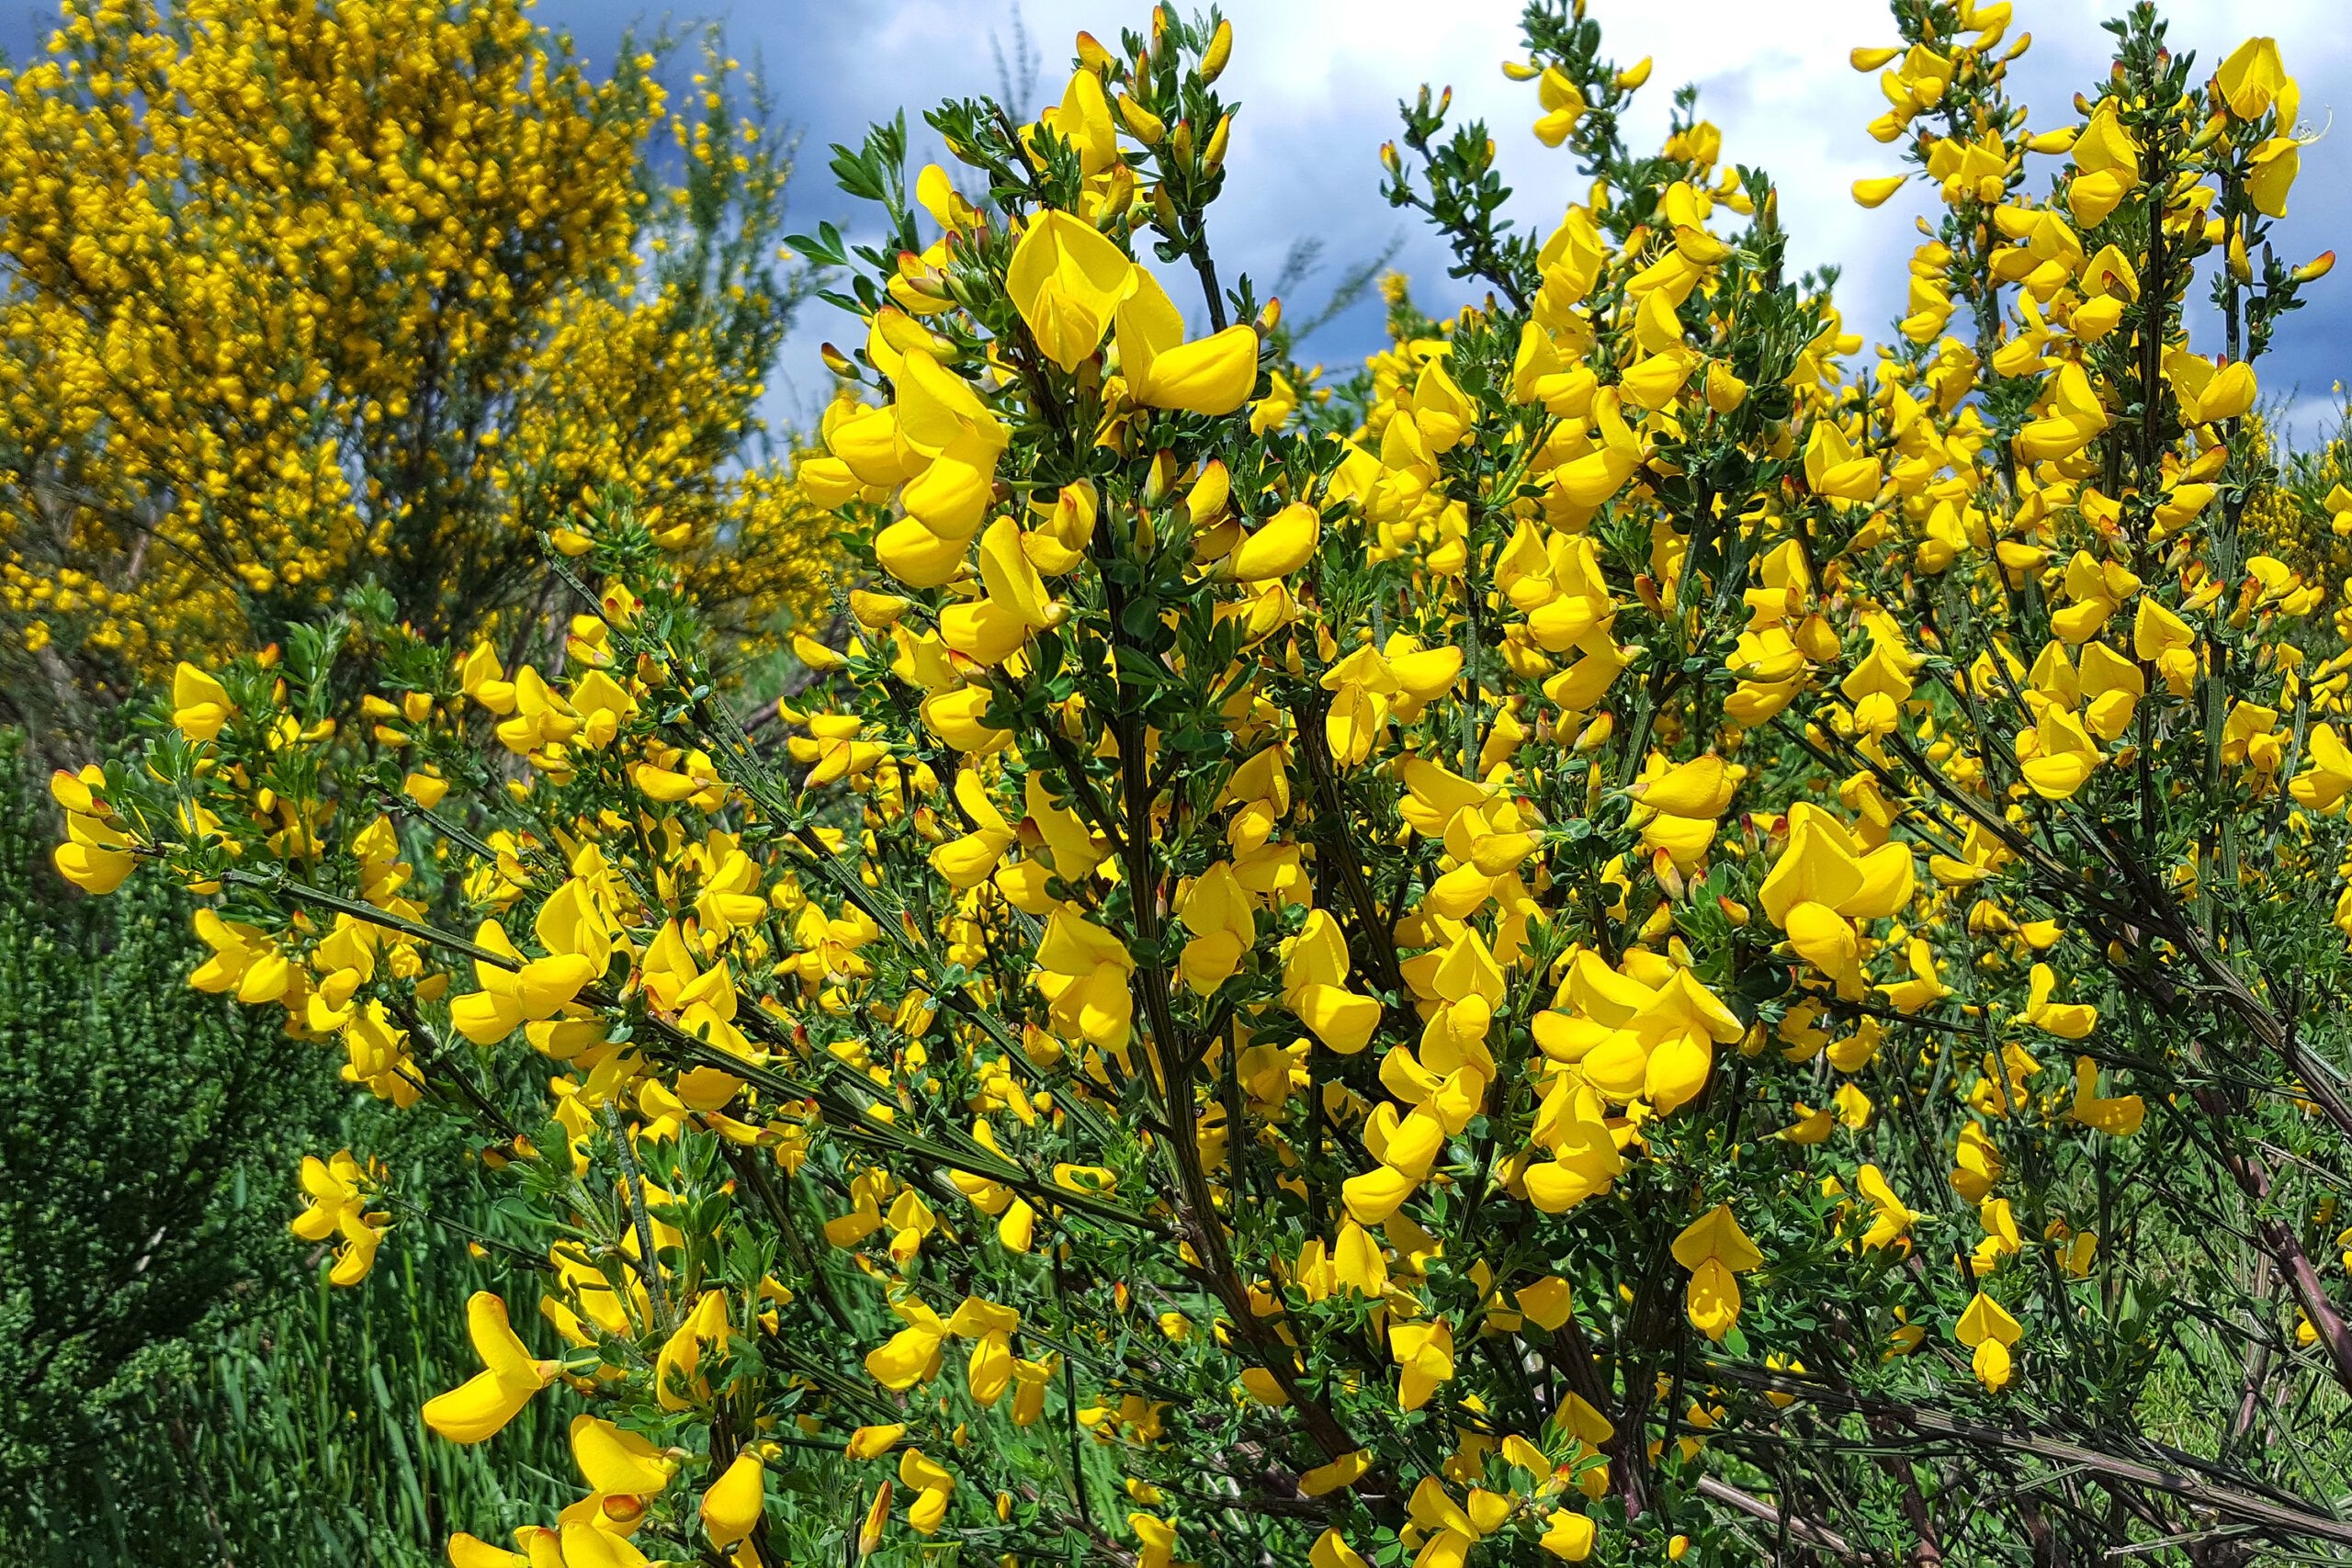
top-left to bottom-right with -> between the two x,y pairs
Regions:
7,0 -> 2346,440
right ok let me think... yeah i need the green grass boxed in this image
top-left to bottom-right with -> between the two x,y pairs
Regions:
17,1163 -> 572,1564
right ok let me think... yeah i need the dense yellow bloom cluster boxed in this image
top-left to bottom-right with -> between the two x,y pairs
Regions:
57,2 -> 2352,1563
0,0 -> 830,738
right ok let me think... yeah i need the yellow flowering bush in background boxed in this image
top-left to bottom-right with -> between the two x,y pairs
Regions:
57,1 -> 2352,1563
0,0 -> 831,755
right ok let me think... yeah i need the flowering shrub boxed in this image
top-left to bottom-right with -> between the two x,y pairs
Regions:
0,0 -> 831,750
56,1 -> 2352,1562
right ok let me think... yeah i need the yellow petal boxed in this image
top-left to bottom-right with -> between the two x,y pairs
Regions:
701,1451 -> 766,1547
1230,502 -> 1319,582
422,1366 -> 543,1445
572,1414 -> 675,1497
1295,984 -> 1381,1055
447,1534 -> 530,1568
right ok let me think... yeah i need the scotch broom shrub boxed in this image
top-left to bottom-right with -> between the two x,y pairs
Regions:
60,3 -> 2352,1563
0,0 -> 833,761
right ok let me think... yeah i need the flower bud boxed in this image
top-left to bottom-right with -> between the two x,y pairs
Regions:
1117,94 -> 1165,144
1185,459 -> 1231,527
1651,848 -> 1686,902
857,1481 -> 892,1559
895,254 -> 949,298
1143,448 -> 1178,504
1102,162 -> 1140,219
1203,112 -> 1231,174
1201,18 -> 1233,83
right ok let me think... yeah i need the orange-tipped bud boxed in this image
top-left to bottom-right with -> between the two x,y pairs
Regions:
856,1481 -> 892,1560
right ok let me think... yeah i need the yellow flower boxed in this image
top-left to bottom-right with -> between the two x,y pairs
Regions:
1388,1316 -> 1455,1410
1035,908 -> 1136,1053
1670,1203 -> 1765,1341
1532,67 -> 1588,148
2070,1055 -> 2144,1135
422,1292 -> 560,1443
571,1412 -> 677,1529
1803,419 -> 1883,502
1230,502 -> 1320,582
53,806 -> 137,894
1954,1291 -> 2023,1390
1283,908 -> 1382,1055
2018,963 -> 2098,1040
2245,137 -> 2301,220
171,661 -> 235,741
2165,348 -> 2257,425
1007,209 -> 1138,371
1758,803 -> 1915,997
701,1451 -> 766,1547
2067,100 -> 2139,225
2214,37 -> 2290,121
1036,65 -> 1119,177
288,1152 -> 387,1286
1114,269 -> 1261,414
